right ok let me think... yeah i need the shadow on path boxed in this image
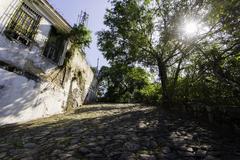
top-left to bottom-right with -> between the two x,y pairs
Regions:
0,104 -> 239,160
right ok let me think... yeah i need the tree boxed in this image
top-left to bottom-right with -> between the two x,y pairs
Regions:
206,0 -> 240,92
184,0 -> 240,98
97,64 -> 151,103
98,0 -> 208,107
165,0 -> 240,105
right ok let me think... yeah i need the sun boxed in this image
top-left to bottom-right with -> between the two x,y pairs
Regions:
183,20 -> 199,37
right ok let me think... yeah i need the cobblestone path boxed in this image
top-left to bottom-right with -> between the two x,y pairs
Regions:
0,104 -> 239,160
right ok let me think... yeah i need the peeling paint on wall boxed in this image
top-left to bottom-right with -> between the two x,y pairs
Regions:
0,0 -> 96,125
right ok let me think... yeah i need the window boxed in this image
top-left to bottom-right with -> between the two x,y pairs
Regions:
5,3 -> 41,45
43,44 -> 58,61
43,26 -> 65,64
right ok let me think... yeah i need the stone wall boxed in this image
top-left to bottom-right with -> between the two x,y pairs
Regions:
172,103 -> 240,134
65,50 -> 95,110
84,76 -> 98,104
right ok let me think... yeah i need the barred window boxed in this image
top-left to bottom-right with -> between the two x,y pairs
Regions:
5,3 -> 41,44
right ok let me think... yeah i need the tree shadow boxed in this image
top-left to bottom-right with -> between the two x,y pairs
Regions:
74,104 -> 144,113
0,69 -> 40,123
0,67 -> 65,125
158,110 -> 240,160
0,104 -> 239,160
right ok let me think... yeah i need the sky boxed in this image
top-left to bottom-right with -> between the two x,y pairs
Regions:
47,0 -> 110,68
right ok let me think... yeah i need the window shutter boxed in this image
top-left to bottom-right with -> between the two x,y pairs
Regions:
58,39 -> 69,66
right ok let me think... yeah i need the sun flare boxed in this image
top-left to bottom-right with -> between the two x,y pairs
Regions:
183,20 -> 199,36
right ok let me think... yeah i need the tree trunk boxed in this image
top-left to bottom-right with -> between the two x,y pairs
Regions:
170,56 -> 183,102
157,61 -> 171,109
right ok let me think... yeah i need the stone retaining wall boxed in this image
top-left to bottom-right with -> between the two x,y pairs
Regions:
172,103 -> 240,134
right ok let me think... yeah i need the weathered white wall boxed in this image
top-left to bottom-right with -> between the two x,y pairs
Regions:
35,18 -> 52,48
0,0 -> 56,74
0,68 -> 71,125
0,0 -> 53,45
0,0 -> 96,125
0,0 -> 65,125
70,50 -> 95,105
0,35 -> 57,75
0,0 -> 14,18
0,0 -> 21,33
0,50 -> 95,125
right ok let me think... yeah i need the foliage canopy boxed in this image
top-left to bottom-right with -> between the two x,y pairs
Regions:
97,0 -> 240,106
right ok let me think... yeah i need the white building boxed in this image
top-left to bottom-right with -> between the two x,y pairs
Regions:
0,0 -> 95,125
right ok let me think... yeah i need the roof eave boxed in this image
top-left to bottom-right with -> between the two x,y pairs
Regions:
32,0 -> 72,33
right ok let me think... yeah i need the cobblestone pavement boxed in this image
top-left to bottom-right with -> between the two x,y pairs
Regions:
0,104 -> 239,160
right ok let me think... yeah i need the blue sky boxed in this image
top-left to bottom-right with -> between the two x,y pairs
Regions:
48,0 -> 110,68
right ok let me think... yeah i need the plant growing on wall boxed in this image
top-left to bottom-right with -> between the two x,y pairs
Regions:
63,23 -> 92,67
69,24 -> 92,51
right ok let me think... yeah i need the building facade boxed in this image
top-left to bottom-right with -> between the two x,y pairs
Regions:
0,0 -> 95,125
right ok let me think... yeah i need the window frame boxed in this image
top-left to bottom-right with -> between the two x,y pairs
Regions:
4,3 -> 41,45
43,26 -> 66,64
